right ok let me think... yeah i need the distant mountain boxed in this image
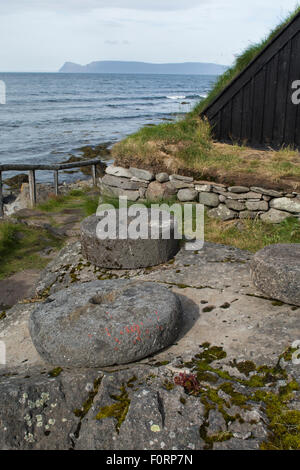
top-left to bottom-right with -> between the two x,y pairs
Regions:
59,61 -> 227,75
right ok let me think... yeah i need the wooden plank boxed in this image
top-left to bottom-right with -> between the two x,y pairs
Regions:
272,41 -> 291,147
219,101 -> 232,142
0,158 -> 102,172
262,54 -> 279,146
0,171 -> 3,217
230,89 -> 243,143
54,170 -> 59,196
28,170 -> 36,208
203,14 -> 300,120
92,165 -> 97,186
251,67 -> 267,146
284,32 -> 300,146
240,80 -> 253,144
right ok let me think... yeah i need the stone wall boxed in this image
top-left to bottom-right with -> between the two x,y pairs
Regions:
99,166 -> 300,224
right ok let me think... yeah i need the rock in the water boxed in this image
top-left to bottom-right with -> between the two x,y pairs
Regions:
29,280 -> 182,367
177,188 -> 198,202
81,210 -> 180,269
270,197 -> 300,213
251,244 -> 300,306
208,204 -> 237,221
260,208 -> 290,224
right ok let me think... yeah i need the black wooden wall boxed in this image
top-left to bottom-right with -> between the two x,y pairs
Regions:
201,13 -> 300,149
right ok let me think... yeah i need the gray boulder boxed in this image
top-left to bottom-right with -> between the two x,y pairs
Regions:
251,244 -> 300,306
146,181 -> 177,201
156,173 -> 169,183
246,201 -> 269,211
177,189 -> 198,202
29,280 -> 182,367
199,192 -> 219,207
81,211 -> 180,269
130,168 -> 154,181
208,204 -> 237,221
225,200 -> 246,211
270,197 -> 300,213
106,166 -> 132,179
260,208 -> 290,224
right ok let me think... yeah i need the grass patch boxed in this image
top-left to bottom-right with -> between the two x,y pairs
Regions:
205,214 -> 300,252
37,189 -> 98,216
0,221 -> 63,279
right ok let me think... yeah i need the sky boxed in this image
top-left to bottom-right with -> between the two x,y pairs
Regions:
0,0 -> 299,72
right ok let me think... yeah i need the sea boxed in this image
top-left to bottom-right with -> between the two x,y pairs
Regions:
0,73 -> 217,183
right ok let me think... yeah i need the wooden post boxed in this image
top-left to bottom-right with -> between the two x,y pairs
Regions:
0,171 -> 3,217
54,170 -> 59,196
28,170 -> 36,208
92,164 -> 97,186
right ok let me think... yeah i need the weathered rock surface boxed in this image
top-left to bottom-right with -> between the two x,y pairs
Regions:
1,241 -> 300,450
260,208 -> 290,224
156,173 -> 169,183
99,182 -> 140,201
251,244 -> 300,306
130,168 -> 154,181
106,166 -> 132,179
177,189 -> 198,202
80,211 -> 180,269
199,192 -> 219,207
270,197 -> 300,213
146,181 -> 177,201
29,280 -> 182,368
208,204 -> 237,221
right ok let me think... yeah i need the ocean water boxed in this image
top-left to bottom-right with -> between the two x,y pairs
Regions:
0,73 -> 217,183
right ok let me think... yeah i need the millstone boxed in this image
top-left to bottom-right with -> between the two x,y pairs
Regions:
29,280 -> 182,367
250,244 -> 300,306
80,209 -> 180,269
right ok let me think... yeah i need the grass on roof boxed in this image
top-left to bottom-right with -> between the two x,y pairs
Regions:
194,5 -> 300,114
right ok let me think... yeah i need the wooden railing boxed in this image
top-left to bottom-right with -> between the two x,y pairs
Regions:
0,158 -> 102,217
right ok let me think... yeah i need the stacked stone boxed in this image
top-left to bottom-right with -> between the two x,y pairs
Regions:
99,165 -> 300,223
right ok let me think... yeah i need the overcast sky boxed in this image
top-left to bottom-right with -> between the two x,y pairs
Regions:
0,0 -> 299,72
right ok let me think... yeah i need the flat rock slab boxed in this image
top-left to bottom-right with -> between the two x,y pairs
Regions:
29,281 -> 182,368
81,210 -> 180,269
0,270 -> 40,309
251,244 -> 300,306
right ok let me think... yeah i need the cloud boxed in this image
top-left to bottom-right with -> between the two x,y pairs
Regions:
0,0 -> 208,14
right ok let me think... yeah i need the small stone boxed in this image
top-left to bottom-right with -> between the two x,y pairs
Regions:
106,166 -> 132,179
156,173 -> 169,183
102,174 -> 145,190
225,200 -> 246,211
170,174 -> 194,183
219,195 -> 226,203
170,180 -> 194,190
260,208 -> 290,224
146,181 -> 177,201
239,211 -> 259,220
199,192 -> 219,207
228,186 -> 250,193
270,197 -> 300,213
251,187 -> 282,197
195,184 -> 212,192
177,189 -> 198,202
208,204 -> 237,221
245,201 -> 269,211
130,168 -> 154,181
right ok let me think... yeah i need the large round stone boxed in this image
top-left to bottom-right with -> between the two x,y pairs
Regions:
81,209 -> 180,269
29,280 -> 182,367
251,244 -> 300,306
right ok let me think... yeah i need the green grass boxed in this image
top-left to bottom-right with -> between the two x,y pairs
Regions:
195,5 -> 300,114
38,189 -> 98,216
0,221 -> 63,279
